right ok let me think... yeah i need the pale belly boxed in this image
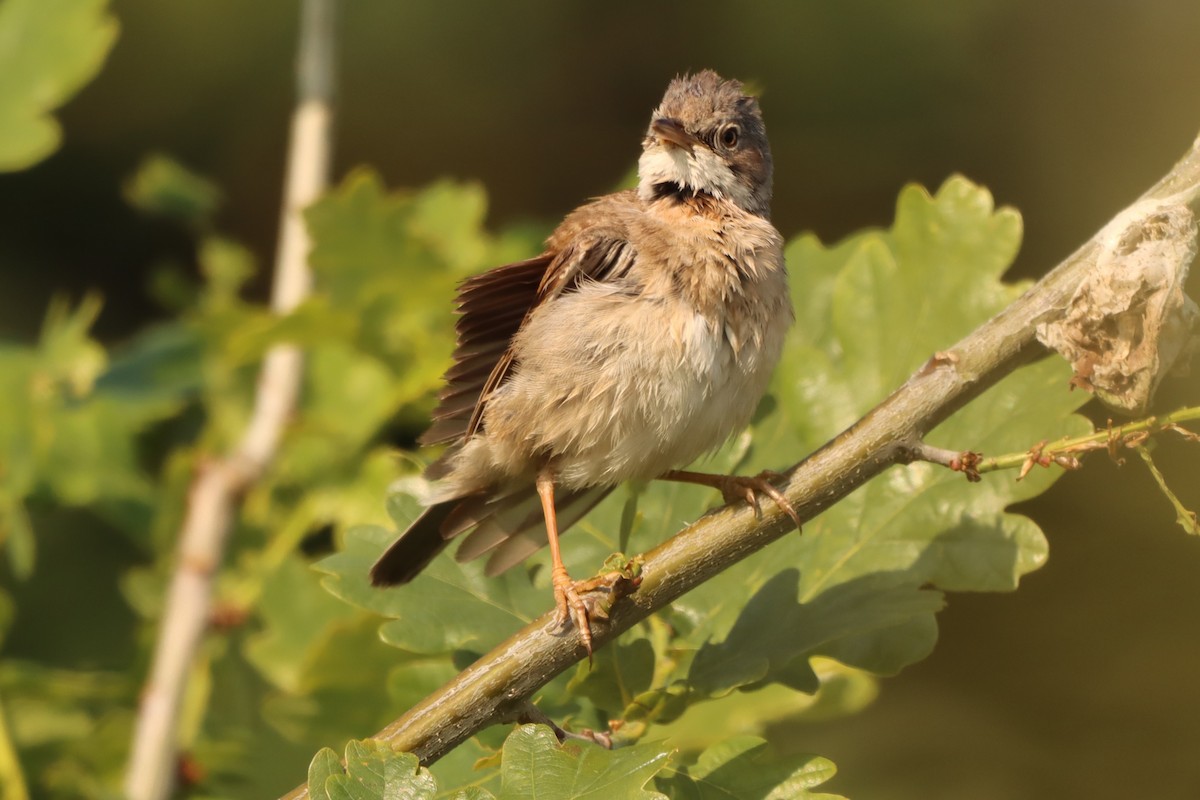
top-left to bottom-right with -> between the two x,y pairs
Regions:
477,283 -> 786,490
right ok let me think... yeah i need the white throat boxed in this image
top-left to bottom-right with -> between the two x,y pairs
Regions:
636,144 -> 753,209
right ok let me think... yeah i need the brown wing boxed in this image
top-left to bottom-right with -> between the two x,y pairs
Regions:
419,231 -> 636,447
376,207 -> 638,585
420,256 -> 550,445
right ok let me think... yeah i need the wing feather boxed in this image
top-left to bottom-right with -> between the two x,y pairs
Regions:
421,228 -> 635,446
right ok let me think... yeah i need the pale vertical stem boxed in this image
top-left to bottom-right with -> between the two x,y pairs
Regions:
123,3 -> 337,799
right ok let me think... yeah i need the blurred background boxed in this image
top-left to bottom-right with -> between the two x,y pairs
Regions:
3,1 -> 1200,797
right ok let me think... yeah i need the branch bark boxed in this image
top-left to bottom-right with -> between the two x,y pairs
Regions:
123,2 -> 337,799
279,132 -> 1200,800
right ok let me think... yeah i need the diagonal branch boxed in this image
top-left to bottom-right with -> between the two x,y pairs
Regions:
279,132 -> 1200,800
123,2 -> 337,799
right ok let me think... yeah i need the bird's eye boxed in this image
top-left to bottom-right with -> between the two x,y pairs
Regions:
720,125 -> 739,149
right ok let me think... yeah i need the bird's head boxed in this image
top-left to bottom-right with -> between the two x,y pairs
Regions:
637,71 -> 773,218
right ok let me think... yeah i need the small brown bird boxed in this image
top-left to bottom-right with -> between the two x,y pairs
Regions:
371,71 -> 798,654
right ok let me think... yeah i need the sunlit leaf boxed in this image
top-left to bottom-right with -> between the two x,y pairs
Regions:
497,725 -> 670,800
308,740 -> 437,800
660,736 -> 843,800
316,524 -> 546,656
0,0 -> 118,170
245,555 -> 360,693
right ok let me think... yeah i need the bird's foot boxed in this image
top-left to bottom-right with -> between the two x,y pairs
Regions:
659,469 -> 801,530
716,470 -> 802,529
551,559 -> 642,660
513,702 -> 615,748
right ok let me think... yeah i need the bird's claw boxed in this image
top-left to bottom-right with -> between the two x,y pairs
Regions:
552,568 -> 594,657
719,470 -> 801,529
550,562 -> 643,660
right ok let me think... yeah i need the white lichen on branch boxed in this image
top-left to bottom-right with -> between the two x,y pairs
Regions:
1036,201 -> 1199,413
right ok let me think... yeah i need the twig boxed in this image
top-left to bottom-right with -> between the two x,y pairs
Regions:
123,2 -> 336,799
506,702 -> 615,749
965,405 -> 1200,477
901,442 -> 983,481
278,132 -> 1200,800
1135,444 -> 1200,535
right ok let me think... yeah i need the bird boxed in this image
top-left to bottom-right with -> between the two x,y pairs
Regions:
370,70 -> 798,655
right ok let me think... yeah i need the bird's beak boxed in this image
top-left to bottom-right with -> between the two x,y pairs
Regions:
651,117 -> 698,152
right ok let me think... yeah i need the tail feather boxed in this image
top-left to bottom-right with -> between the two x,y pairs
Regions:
453,490 -> 544,562
482,486 -> 612,576
369,502 -> 456,586
371,485 -> 615,586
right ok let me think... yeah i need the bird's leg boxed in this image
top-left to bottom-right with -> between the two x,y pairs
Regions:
658,468 -> 802,529
511,701 -> 614,749
536,469 -> 595,657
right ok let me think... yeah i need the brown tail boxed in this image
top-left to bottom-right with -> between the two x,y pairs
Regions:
368,502 -> 457,586
369,485 -> 613,586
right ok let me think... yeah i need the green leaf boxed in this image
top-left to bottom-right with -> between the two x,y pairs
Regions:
245,555 -> 359,693
647,664 -> 876,754
124,153 -> 222,225
316,523 -> 546,656
95,322 -> 205,418
264,613 -> 409,746
771,178 -> 1088,596
497,725 -> 670,800
40,394 -> 157,506
0,662 -> 133,797
0,499 -> 34,578
0,0 -> 118,170
304,170 -> 541,388
660,736 -> 843,800
689,571 -> 943,696
309,740 -> 437,800
0,296 -> 169,566
198,236 -> 257,308
450,789 -> 498,800
246,556 -> 416,747
276,345 -> 408,486
307,748 -> 342,800
34,294 -> 106,397
567,636 -> 656,717
409,179 -> 492,272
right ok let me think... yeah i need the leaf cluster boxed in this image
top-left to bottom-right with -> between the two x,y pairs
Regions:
307,727 -> 840,800
312,177 -> 1091,794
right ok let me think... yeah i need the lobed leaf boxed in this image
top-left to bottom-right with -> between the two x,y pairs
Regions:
659,736 -> 844,800
0,0 -> 118,170
308,740 -> 438,800
496,725 -> 670,800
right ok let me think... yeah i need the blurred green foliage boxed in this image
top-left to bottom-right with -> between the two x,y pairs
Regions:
0,141 -> 545,795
